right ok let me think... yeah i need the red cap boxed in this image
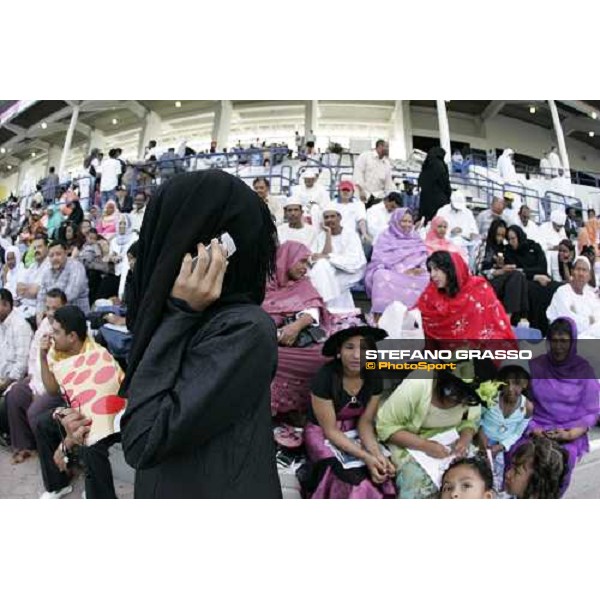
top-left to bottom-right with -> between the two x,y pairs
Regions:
338,180 -> 354,192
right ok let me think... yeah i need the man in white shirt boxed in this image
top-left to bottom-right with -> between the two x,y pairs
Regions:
367,192 -> 402,243
130,191 -> 148,235
99,149 -> 122,208
353,140 -> 395,208
291,169 -> 330,225
548,146 -> 562,178
309,203 -> 367,313
16,236 -> 50,324
253,177 -> 284,225
277,199 -> 318,248
517,205 -> 542,245
0,289 -> 32,399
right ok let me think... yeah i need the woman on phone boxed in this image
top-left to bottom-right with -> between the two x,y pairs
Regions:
120,170 -> 282,499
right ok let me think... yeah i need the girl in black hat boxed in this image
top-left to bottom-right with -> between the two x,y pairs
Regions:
302,324 -> 396,499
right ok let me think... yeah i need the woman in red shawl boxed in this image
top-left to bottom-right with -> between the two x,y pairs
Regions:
262,241 -> 332,422
417,250 -> 516,341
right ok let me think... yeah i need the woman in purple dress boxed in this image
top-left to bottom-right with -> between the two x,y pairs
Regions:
365,208 -> 429,318
303,324 -> 396,499
508,317 -> 600,495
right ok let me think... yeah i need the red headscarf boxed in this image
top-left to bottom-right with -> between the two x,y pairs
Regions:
417,252 -> 516,341
262,241 -> 330,329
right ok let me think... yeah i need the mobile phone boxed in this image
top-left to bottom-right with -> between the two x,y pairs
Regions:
191,232 -> 236,271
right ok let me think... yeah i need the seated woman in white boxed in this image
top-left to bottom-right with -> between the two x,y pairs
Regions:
547,256 -> 600,338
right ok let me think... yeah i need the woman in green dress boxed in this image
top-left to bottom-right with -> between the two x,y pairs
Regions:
376,369 -> 483,499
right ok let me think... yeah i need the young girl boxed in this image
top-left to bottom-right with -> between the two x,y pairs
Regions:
440,456 -> 494,499
504,437 -> 568,499
478,365 -> 533,490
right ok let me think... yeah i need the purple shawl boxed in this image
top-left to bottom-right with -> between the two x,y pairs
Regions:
529,317 -> 600,431
365,208 -> 428,308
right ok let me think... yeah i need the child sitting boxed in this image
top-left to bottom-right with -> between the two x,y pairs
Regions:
440,456 -> 495,499
478,365 -> 533,490
504,437 -> 568,499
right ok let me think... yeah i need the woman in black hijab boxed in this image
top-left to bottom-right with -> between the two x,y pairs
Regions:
418,146 -> 452,223
120,170 -> 282,498
504,224 -> 563,335
475,218 -> 528,324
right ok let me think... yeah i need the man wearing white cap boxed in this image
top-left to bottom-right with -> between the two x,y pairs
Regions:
308,203 -> 366,312
277,198 -> 318,248
436,190 -> 479,243
291,168 -> 330,225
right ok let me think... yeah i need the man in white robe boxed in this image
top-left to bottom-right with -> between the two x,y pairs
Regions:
548,146 -> 562,178
547,257 -> 600,338
291,169 -> 330,225
309,203 -> 366,313
277,199 -> 318,248
497,148 -> 519,183
436,190 -> 480,267
517,205 -> 543,245
539,209 -> 567,278
367,192 -> 402,243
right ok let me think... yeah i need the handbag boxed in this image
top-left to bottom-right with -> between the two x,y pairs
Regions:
283,317 -> 327,348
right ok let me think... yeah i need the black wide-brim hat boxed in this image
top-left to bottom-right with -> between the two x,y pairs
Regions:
436,368 -> 483,407
322,325 -> 388,357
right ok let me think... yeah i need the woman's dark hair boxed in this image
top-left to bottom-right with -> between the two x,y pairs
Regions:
441,456 -> 494,493
548,317 -> 573,340
330,335 -> 379,405
511,437 -> 568,499
485,218 -> 508,250
53,305 -> 87,342
127,241 -> 139,259
557,238 -> 575,281
506,224 -> 528,248
426,251 -> 459,297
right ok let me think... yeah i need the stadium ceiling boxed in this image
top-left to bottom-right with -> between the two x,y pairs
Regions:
1,100 -> 599,169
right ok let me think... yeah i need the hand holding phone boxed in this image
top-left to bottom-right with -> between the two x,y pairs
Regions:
191,232 -> 236,271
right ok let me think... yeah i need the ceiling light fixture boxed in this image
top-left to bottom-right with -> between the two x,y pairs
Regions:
175,101 -> 182,108
41,122 -> 47,129
31,152 -> 37,157
530,106 -> 536,114
590,131 -> 595,137
592,112 -> 598,120
7,165 -> 12,170
112,118 -> 118,125
0,147 -> 5,154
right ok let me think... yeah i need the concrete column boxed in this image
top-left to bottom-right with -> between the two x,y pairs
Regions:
548,100 -> 571,174
58,105 -> 80,178
137,111 -> 162,159
389,100 -> 410,160
211,101 -> 233,151
305,100 -> 318,137
436,100 -> 451,162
